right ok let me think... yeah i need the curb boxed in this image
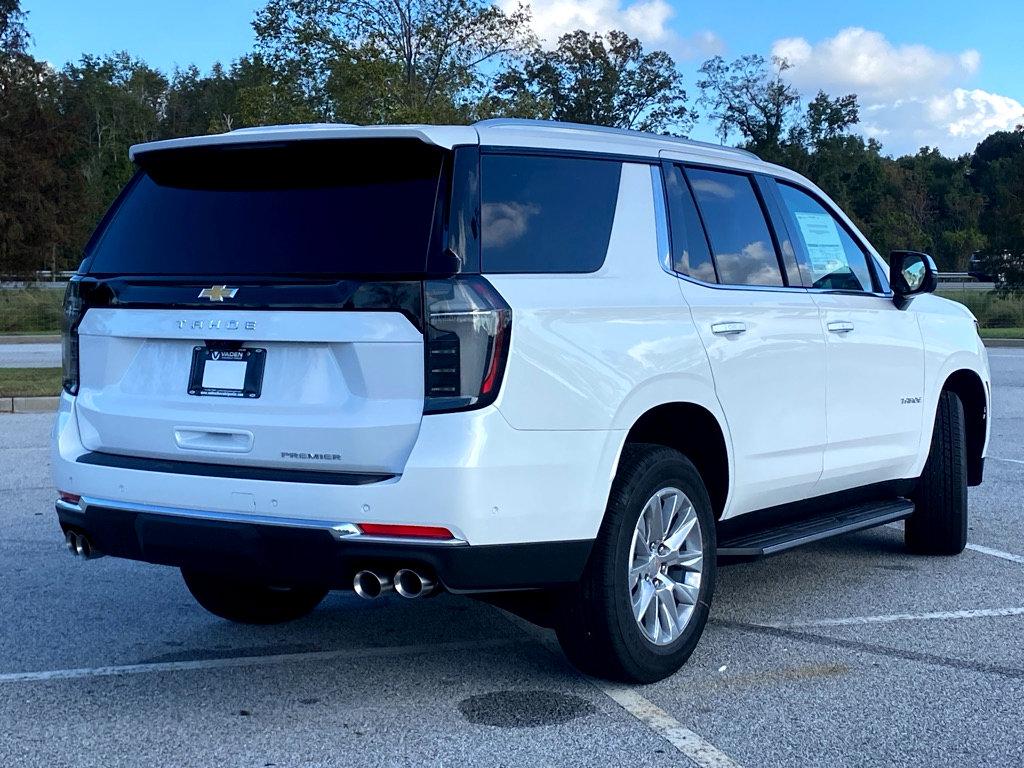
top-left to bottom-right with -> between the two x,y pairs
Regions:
1,396 -> 60,413
0,334 -> 60,344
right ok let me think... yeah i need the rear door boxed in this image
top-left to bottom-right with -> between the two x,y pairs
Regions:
73,139 -> 450,475
768,179 -> 926,491
662,162 -> 827,515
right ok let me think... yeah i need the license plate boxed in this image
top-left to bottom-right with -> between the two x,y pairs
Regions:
188,347 -> 266,398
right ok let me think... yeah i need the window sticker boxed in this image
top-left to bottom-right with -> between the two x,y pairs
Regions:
793,211 -> 847,276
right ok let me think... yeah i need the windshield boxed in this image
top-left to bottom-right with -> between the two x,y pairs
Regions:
85,139 -> 447,277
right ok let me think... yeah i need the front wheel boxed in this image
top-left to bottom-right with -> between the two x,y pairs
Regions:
181,569 -> 329,624
556,444 -> 716,683
905,390 -> 969,555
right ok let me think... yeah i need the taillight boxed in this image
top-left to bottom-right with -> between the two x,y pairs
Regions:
61,279 -> 85,395
423,276 -> 511,413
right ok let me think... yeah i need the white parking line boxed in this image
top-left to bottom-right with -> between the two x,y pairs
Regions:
759,606 -> 1024,629
0,638 -> 518,685
602,685 -> 742,768
967,543 -> 1024,565
990,456 -> 1024,466
497,610 -> 743,768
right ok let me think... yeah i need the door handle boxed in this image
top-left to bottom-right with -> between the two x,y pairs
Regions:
827,321 -> 855,334
711,321 -> 747,336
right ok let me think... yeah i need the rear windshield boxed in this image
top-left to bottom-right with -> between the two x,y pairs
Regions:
85,140 -> 446,277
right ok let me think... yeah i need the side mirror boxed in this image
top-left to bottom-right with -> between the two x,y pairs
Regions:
890,251 -> 938,309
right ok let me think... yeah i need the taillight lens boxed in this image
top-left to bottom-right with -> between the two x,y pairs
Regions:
61,280 -> 85,395
423,277 -> 511,413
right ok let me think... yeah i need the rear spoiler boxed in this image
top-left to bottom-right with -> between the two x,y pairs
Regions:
130,124 -> 479,162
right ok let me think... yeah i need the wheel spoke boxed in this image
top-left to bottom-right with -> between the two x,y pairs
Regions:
645,497 -> 665,543
657,588 -> 679,641
672,579 -> 700,606
665,548 -> 703,571
629,559 -> 652,586
633,578 -> 656,622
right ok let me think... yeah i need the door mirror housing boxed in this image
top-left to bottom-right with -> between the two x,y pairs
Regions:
890,251 -> 937,308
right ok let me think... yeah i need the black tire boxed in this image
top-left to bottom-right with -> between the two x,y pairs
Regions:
555,444 -> 716,683
905,390 -> 968,555
181,569 -> 329,625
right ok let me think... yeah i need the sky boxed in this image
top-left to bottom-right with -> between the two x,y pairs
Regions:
22,0 -> 1024,156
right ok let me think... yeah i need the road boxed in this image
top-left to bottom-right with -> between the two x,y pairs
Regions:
0,342 -> 60,368
1,351 -> 1022,767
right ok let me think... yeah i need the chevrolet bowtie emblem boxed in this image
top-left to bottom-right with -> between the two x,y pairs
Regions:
198,285 -> 238,302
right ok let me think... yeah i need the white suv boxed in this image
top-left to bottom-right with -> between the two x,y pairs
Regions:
52,119 -> 991,683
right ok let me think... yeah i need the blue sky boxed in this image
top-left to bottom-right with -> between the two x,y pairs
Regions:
22,0 -> 1024,155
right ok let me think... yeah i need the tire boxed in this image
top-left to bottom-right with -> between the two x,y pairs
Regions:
556,444 -> 716,683
905,390 -> 968,555
181,569 -> 329,625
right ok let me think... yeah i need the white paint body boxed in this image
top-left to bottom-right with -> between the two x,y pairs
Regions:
52,121 -> 992,546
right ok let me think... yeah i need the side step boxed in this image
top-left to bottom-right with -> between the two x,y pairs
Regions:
717,499 -> 914,558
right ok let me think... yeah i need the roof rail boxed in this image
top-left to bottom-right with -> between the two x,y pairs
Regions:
473,118 -> 760,160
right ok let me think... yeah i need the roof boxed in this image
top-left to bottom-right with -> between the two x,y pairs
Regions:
128,118 -> 769,170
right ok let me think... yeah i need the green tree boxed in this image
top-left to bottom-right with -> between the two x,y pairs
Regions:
253,0 -> 533,123
0,1 -> 82,276
59,53 -> 168,247
971,128 -> 1024,289
697,54 -> 802,158
487,29 -> 694,133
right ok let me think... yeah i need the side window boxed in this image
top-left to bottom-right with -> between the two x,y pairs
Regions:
664,164 -> 717,282
686,167 -> 785,287
481,154 -> 622,273
777,183 -> 875,292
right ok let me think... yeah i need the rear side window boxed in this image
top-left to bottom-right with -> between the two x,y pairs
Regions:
777,183 -> 876,292
86,140 -> 446,276
664,164 -> 716,282
481,154 -> 621,273
686,168 -> 784,287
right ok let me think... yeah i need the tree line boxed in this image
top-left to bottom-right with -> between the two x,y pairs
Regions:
1,0 -> 1022,282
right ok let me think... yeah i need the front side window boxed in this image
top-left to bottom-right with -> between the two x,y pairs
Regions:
481,154 -> 622,273
777,183 -> 875,292
686,168 -> 784,287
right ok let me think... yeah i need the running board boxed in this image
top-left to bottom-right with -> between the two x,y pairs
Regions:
717,499 -> 914,558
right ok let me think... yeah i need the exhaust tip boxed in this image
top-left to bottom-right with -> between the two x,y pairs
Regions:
394,569 -> 436,599
65,531 -> 78,554
353,570 -> 391,600
75,536 -> 91,559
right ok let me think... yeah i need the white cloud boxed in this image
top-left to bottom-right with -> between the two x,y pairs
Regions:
771,27 -> 1023,155
506,0 -> 723,60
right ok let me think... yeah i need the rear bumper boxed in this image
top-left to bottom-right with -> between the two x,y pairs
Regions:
52,391 -> 621,555
56,499 -> 592,592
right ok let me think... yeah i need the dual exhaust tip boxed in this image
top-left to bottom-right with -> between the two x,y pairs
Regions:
64,530 -> 102,560
353,568 -> 436,600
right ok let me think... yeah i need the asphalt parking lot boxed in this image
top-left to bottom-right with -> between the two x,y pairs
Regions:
1,350 -> 1022,768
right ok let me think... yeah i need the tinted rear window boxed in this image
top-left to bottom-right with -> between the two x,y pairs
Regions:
86,140 -> 446,276
481,154 -> 621,273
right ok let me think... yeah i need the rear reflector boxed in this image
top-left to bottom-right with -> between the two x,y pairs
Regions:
357,523 -> 455,540
58,492 -> 81,504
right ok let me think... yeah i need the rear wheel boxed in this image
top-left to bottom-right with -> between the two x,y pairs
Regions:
905,390 -> 968,555
181,569 -> 329,624
556,444 -> 716,683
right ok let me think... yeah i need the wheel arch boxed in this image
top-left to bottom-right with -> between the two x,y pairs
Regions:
941,368 -> 988,486
618,402 -> 731,519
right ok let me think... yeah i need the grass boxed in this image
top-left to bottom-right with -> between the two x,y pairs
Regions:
937,290 -> 1024,333
0,367 -> 62,398
0,287 -> 65,334
979,327 -> 1024,340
